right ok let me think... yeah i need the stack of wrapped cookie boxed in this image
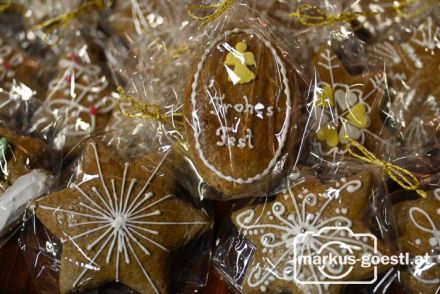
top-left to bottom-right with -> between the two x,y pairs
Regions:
0,0 -> 438,293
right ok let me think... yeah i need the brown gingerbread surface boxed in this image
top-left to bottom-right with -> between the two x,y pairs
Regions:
184,27 -> 301,198
35,141 -> 212,293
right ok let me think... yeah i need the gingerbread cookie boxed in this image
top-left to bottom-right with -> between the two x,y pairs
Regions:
312,46 -> 387,161
0,37 -> 46,99
231,171 -> 392,293
349,0 -> 403,43
184,27 -> 301,198
392,188 -> 440,293
393,85 -> 440,147
0,125 -> 50,236
35,141 -> 211,293
33,43 -> 116,155
373,17 -> 440,91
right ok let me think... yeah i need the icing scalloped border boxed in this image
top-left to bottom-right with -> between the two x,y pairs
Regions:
190,28 -> 292,184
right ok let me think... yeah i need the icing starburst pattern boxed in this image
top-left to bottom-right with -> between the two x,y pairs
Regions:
314,49 -> 384,158
235,178 -> 377,293
38,144 -> 208,293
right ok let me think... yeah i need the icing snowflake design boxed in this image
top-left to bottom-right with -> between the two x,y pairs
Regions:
38,144 -> 208,293
314,49 -> 382,158
0,38 -> 23,87
46,47 -> 115,138
409,188 -> 440,285
350,0 -> 399,35
235,178 -> 376,293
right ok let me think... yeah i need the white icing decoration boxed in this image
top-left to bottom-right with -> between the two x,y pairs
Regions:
411,17 -> 440,52
0,38 -> 24,88
44,48 -> 116,139
408,191 -> 440,284
235,179 -> 375,292
375,42 -> 402,64
0,170 -> 50,235
314,49 -> 381,158
38,145 -> 208,292
190,28 -> 292,184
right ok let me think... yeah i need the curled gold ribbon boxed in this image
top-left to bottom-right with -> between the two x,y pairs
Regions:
32,0 -> 112,33
187,0 -> 235,28
289,3 -> 377,26
347,140 -> 427,198
0,0 -> 11,12
116,86 -> 168,121
394,0 -> 436,19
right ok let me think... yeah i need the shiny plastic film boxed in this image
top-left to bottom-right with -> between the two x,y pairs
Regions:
0,0 -> 437,293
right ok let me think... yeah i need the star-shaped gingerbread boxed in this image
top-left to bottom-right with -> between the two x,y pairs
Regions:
392,188 -> 440,293
35,141 -> 212,293
231,171 -> 392,293
312,46 -> 388,161
373,16 -> 440,92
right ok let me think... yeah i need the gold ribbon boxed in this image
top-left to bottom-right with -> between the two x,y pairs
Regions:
347,140 -> 427,198
187,0 -> 235,28
289,3 -> 377,26
116,86 -> 173,122
394,0 -> 436,19
0,0 -> 11,12
32,0 -> 112,33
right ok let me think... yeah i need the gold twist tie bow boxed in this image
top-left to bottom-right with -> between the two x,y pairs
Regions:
347,140 -> 427,198
289,3 -> 377,26
187,0 -> 236,28
116,86 -> 171,122
0,0 -> 11,12
32,0 -> 112,33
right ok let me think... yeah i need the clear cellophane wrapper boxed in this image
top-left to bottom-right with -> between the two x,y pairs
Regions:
30,28 -> 119,160
19,128 -> 214,293
0,83 -> 61,246
114,1 -> 315,201
212,163 -> 396,293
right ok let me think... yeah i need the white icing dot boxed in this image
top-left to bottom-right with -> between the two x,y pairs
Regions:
437,208 -> 440,215
284,194 -> 289,200
269,249 -> 274,254
340,231 -> 347,237
264,280 -> 270,286
335,208 -> 341,214
429,237 -> 437,247
266,211 -> 271,216
260,286 -> 267,292
269,216 -> 274,221
415,239 -> 422,245
269,276 -> 275,282
341,208 -> 348,214
253,229 -> 258,235
298,194 -> 303,199
362,237 -> 369,243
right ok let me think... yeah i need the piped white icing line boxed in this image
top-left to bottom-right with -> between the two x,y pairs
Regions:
38,145 -> 208,292
235,179 -> 375,292
407,188 -> 440,285
0,170 -> 50,236
0,38 -> 24,88
314,49 -> 382,158
45,48 -> 116,139
190,28 -> 292,184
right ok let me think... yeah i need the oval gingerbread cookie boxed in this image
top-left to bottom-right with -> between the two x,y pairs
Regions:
184,28 -> 301,198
